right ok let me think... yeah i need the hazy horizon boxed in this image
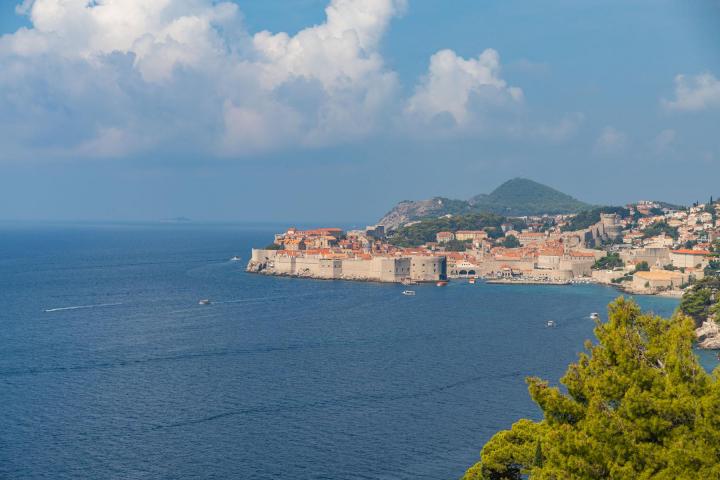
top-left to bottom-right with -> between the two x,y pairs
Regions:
0,174 -> 717,226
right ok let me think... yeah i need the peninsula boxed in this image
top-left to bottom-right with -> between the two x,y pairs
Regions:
247,183 -> 720,349
248,179 -> 719,297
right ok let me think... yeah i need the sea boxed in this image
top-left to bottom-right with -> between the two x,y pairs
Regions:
0,223 -> 715,480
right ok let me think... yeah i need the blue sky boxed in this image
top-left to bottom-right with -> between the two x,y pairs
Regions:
0,0 -> 719,223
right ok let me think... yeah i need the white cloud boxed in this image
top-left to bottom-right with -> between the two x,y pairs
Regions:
594,126 -> 627,155
405,49 -> 523,130
0,0 -> 568,162
0,0 -> 410,159
663,73 -> 720,112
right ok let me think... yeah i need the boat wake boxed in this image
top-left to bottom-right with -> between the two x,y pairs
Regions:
44,302 -> 123,313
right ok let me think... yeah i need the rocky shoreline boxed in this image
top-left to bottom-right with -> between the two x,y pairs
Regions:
696,320 -> 720,350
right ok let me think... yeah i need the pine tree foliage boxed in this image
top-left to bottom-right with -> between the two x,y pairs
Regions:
463,298 -> 720,480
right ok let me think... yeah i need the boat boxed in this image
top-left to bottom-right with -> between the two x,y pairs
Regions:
198,299 -> 211,305
546,320 -> 557,328
469,278 -> 476,284
401,278 -> 417,286
436,281 -> 448,287
230,256 -> 242,261
590,312 -> 600,320
402,290 -> 416,296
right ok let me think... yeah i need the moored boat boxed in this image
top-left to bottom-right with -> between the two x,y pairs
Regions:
436,281 -> 448,287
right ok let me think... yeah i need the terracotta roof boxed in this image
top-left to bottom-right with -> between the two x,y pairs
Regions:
672,249 -> 711,256
304,248 -> 332,255
539,248 -> 564,256
299,228 -> 343,236
568,251 -> 596,258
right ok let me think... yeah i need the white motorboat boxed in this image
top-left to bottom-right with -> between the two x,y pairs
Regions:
402,290 -> 416,296
198,299 -> 211,305
590,312 -> 600,320
546,320 -> 557,328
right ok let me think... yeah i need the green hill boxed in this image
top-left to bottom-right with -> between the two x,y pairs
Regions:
388,213 -> 508,247
469,178 -> 590,216
377,178 -> 591,229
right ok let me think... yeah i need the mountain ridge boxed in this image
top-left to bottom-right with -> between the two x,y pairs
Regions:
377,178 -> 591,230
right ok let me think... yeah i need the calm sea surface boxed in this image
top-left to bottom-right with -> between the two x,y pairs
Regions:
0,224 -> 713,479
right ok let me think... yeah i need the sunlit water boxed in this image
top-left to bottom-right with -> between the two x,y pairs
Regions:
0,224 -> 711,479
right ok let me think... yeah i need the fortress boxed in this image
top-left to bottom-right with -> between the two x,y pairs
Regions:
247,249 -> 447,283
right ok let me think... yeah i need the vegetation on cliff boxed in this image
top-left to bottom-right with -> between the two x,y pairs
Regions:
388,213 -> 507,247
444,239 -> 469,252
642,221 -> 679,240
592,252 -> 624,270
560,206 -> 630,232
679,277 -> 720,327
706,259 -> 720,278
463,298 -> 720,480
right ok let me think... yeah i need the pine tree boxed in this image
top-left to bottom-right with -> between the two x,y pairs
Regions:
463,298 -> 720,480
533,440 -> 543,469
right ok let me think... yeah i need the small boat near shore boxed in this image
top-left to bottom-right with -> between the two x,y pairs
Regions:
230,256 -> 242,261
469,278 -> 476,284
590,312 -> 600,320
402,290 -> 416,296
198,299 -> 211,305
436,281 -> 448,287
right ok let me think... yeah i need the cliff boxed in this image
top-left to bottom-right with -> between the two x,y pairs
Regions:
696,319 -> 720,350
377,197 -> 471,231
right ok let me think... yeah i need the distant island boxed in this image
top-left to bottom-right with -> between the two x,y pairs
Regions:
160,216 -> 193,223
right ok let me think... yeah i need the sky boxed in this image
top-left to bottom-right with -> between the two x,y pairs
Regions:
0,0 -> 719,224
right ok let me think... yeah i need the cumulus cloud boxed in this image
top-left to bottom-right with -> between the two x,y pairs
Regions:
0,0 -> 414,160
593,126 -> 628,156
663,73 -> 720,111
0,0 -> 564,161
405,49 -> 523,131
